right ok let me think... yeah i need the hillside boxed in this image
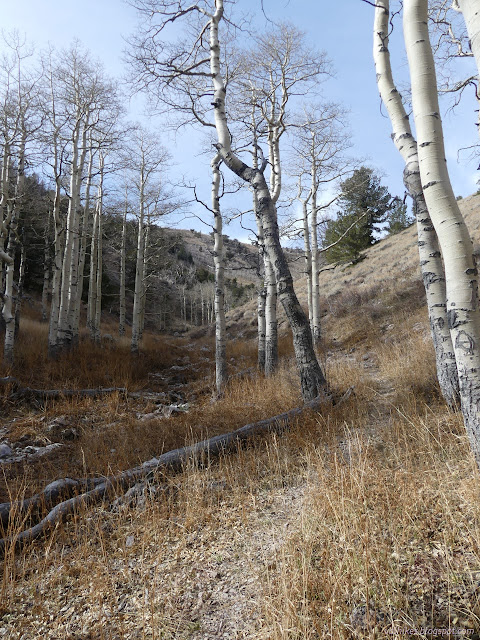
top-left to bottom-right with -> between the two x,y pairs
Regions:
162,226 -> 306,284
227,193 -> 480,339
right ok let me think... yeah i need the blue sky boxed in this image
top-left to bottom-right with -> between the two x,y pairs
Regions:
2,0 -> 479,242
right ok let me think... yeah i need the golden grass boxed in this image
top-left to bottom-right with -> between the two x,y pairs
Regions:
2,278 -> 480,638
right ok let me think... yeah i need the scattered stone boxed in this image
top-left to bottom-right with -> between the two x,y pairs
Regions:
61,427 -> 79,441
0,444 -> 12,458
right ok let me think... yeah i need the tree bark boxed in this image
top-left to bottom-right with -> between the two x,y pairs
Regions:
374,0 -> 459,408
131,162 -> 146,354
310,170 -> 321,346
404,0 -> 480,463
119,188 -> 127,336
264,255 -> 278,375
456,1 -> 480,82
212,154 -> 228,395
300,189 -> 314,331
209,0 -> 328,402
57,114 -> 82,349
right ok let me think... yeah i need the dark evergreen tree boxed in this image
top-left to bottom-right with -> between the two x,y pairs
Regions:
324,166 -> 394,263
385,199 -> 414,235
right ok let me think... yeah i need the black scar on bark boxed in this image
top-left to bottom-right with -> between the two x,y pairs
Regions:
448,309 -> 467,329
455,330 -> 475,355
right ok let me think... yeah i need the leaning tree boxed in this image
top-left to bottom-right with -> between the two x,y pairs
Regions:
128,0 -> 328,402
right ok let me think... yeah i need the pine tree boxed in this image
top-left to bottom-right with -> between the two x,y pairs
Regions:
324,166 -> 394,263
386,199 -> 414,235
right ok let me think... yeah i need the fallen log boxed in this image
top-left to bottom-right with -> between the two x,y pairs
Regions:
0,391 -> 343,553
0,377 -> 168,404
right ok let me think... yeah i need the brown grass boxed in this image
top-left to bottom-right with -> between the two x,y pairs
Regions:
1,277 -> 480,638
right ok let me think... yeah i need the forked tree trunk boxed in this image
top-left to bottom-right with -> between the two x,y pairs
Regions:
374,0 -> 459,408
405,0 -> 480,463
212,154 -> 228,395
209,1 -> 328,402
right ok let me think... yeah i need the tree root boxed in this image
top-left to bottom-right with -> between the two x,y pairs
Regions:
0,389 -> 354,553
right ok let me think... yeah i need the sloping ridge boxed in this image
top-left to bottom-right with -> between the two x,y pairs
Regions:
225,193 -> 480,337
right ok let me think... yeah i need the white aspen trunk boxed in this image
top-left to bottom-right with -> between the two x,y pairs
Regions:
57,115 -> 81,349
94,200 -> 102,343
212,154 -> 228,395
87,191 -> 99,337
200,286 -> 205,325
374,0 -> 459,408
2,209 -> 15,364
119,189 -> 127,336
73,146 -> 94,338
251,117 -> 266,371
256,217 -> 267,372
405,0 -> 480,463
93,156 -> 104,343
264,255 -> 278,376
310,169 -> 321,346
14,241 -> 26,338
455,1 -> 480,83
209,0 -> 328,402
47,74 -> 64,358
264,121 -> 280,374
300,189 -> 313,331
48,180 -> 64,357
42,225 -> 51,323
3,130 -> 26,364
66,115 -> 90,346
139,219 -> 149,340
131,164 -> 146,354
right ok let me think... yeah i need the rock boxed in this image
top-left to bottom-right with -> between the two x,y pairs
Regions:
61,427 -> 79,441
0,444 -> 12,458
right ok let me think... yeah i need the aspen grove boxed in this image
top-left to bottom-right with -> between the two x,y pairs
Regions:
1,1 -> 480,455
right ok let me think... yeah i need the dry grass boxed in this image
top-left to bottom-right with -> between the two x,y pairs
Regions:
2,274 -> 480,638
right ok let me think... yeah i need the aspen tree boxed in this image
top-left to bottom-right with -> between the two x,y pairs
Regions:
404,0 -> 480,462
212,153 -> 228,394
130,0 -> 328,401
119,185 -> 128,337
373,0 -> 459,407
291,103 -> 352,345
0,36 -> 39,364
